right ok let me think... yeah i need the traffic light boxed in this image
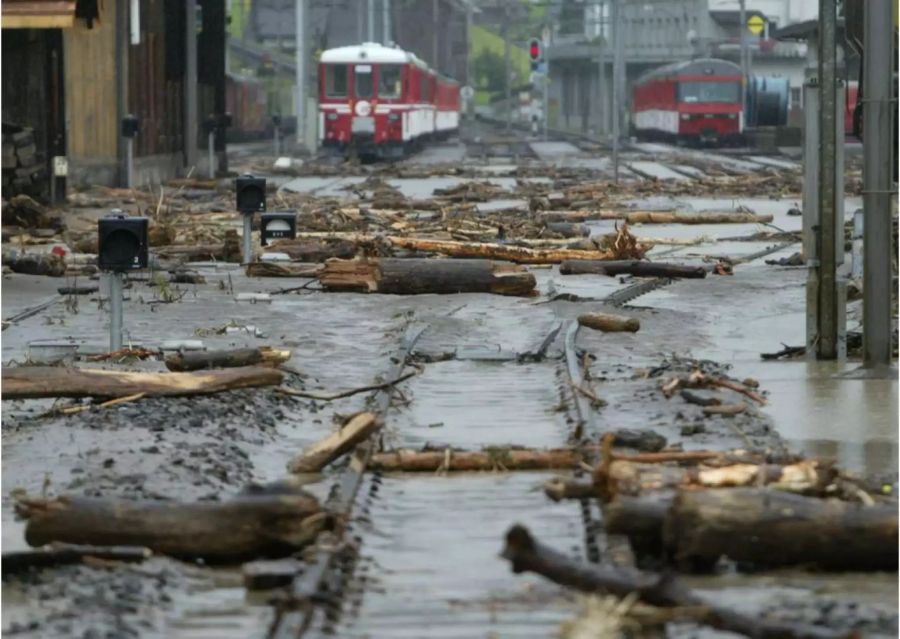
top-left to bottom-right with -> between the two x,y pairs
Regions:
529,38 -> 542,71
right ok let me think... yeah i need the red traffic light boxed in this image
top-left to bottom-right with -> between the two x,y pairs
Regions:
529,38 -> 541,61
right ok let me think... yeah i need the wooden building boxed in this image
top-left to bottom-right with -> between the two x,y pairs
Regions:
1,0 -> 226,196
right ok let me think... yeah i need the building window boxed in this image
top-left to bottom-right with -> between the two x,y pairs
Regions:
790,86 -> 802,109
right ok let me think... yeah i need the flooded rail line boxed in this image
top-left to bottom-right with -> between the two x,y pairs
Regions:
1,123 -> 896,639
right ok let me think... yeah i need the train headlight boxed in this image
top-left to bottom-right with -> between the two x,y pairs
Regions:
387,113 -> 401,122
727,113 -> 737,120
326,113 -> 339,121
680,113 -> 690,121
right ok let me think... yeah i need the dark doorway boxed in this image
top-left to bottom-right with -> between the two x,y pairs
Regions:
2,28 -> 66,201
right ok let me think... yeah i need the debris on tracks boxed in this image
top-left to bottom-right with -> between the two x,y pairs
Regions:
318,257 -> 537,296
578,312 -> 640,333
501,524 -> 857,639
164,346 -> 291,372
1,365 -> 284,400
15,492 -> 324,562
287,411 -> 381,473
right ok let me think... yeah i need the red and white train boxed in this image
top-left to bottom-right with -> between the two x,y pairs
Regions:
318,42 -> 461,159
632,58 -> 743,146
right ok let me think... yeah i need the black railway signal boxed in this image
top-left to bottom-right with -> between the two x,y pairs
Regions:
235,174 -> 266,213
98,211 -> 148,271
260,211 -> 297,246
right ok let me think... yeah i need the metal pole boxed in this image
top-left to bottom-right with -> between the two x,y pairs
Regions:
126,137 -> 134,189
816,0 -> 838,359
383,0 -> 390,43
208,131 -> 215,178
504,20 -> 511,132
862,0 -> 894,369
465,1 -> 472,112
242,213 -> 253,264
543,70 -> 549,140
738,0 -> 748,108
109,272 -> 124,352
597,0 -> 607,135
368,0 -> 375,41
611,0 -> 621,183
433,0 -> 439,68
295,0 -> 306,149
274,126 -> 280,156
185,0 -> 198,169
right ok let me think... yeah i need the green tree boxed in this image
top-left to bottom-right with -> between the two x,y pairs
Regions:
473,49 -> 507,91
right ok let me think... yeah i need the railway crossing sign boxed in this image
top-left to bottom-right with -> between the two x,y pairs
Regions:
747,15 -> 765,35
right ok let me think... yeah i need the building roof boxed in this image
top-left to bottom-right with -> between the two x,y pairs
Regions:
709,9 -> 767,27
773,18 -> 846,42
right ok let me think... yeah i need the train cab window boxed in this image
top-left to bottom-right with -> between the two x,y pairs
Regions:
378,65 -> 402,98
677,81 -> 740,103
325,65 -> 348,98
355,65 -> 373,98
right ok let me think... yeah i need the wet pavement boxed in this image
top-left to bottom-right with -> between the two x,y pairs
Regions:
1,128 -> 896,638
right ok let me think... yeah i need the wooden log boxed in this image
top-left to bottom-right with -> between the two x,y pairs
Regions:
287,412 -> 381,473
544,222 -> 590,238
543,476 -> 598,501
623,211 -> 774,225
164,347 -> 291,372
387,236 -> 620,265
578,312 -> 640,333
370,447 -> 583,472
559,260 -> 707,279
664,488 -> 898,572
265,239 -> 357,262
2,252 -> 66,277
319,258 -> 536,296
1,365 -> 283,399
2,544 -> 151,574
599,458 -> 834,499
502,524 -> 851,639
702,402 -> 747,416
602,494 -> 672,557
245,262 -> 321,278
15,494 -> 324,562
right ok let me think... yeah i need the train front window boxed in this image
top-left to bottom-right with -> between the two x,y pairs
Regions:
325,65 -> 348,98
378,65 -> 402,98
678,81 -> 740,103
355,65 -> 373,98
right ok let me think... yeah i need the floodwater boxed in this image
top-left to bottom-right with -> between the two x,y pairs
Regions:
2,142 -> 896,638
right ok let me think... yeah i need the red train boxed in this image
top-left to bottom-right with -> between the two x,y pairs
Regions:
632,58 -> 743,146
318,42 -> 460,159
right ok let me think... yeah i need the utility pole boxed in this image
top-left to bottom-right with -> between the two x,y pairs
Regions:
611,0 -> 622,183
862,0 -> 895,370
816,0 -> 840,359
433,0 -> 439,69
383,0 -> 390,43
368,0 -> 375,41
738,0 -> 748,108
185,0 -> 198,169
504,18 -> 511,132
295,0 -> 306,150
596,0 -> 606,135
